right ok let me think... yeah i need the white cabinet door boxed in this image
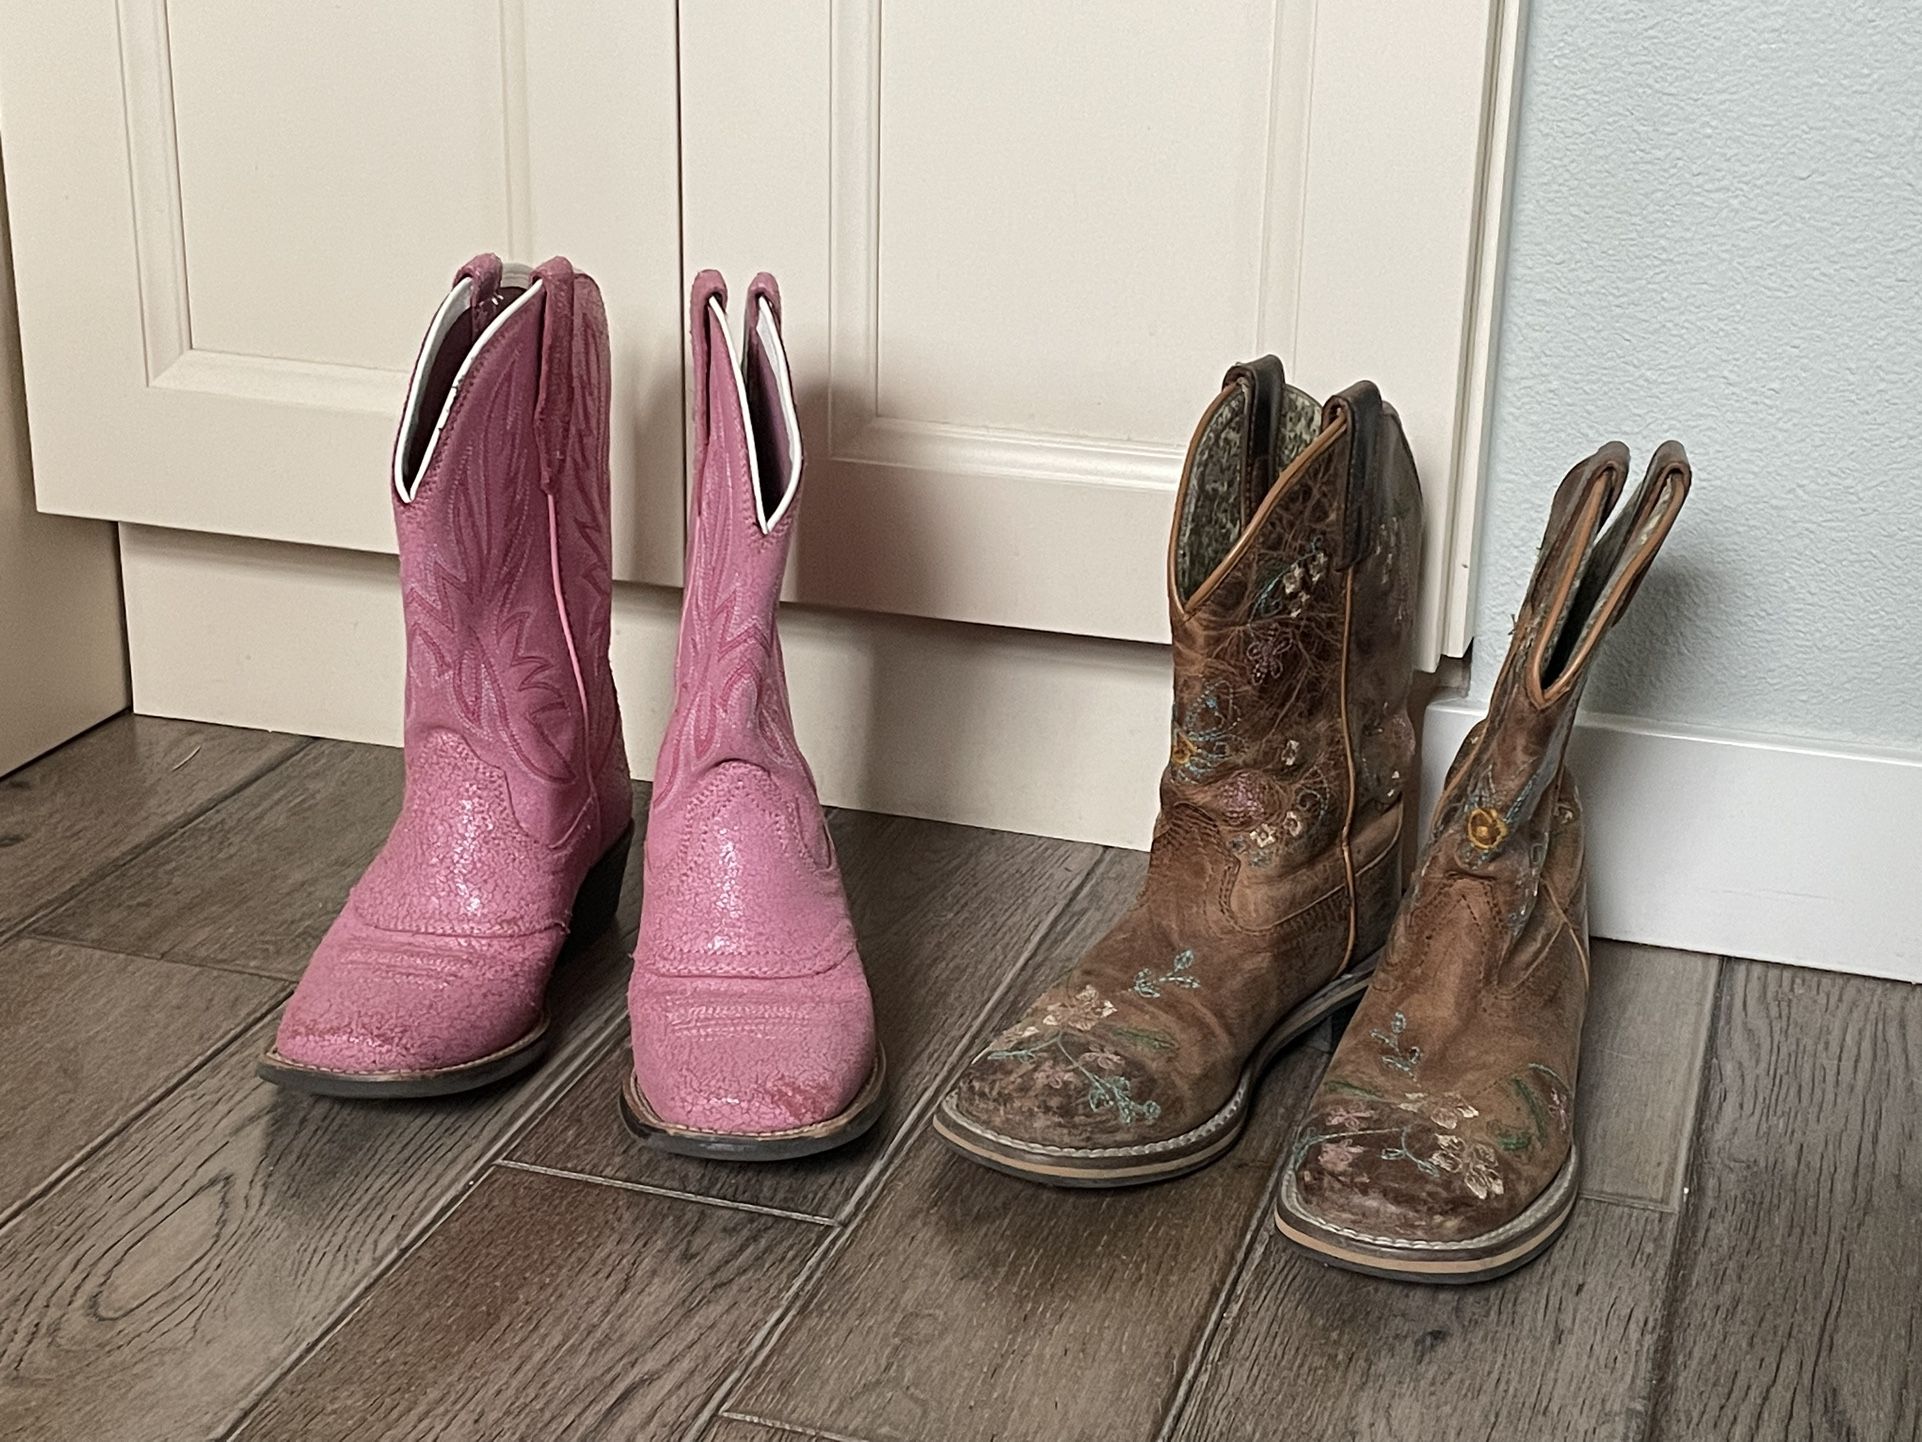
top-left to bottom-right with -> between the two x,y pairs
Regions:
0,0 -> 686,584
681,0 -> 1513,663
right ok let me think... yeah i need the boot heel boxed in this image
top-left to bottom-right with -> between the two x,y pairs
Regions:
567,822 -> 634,947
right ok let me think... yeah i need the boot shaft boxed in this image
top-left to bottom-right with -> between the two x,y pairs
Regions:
1428,442 -> 1692,881
1156,359 -> 1421,909
389,254 -> 624,849
653,270 -> 811,806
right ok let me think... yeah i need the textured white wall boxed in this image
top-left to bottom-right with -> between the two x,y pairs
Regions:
1469,0 -> 1921,749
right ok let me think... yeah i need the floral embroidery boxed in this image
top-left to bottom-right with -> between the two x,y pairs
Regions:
1432,1134 -> 1505,1200
1417,1096 -> 1479,1131
1228,822 -> 1281,869
1318,1140 -> 1366,1174
1504,1063 -> 1573,1150
981,963 -> 1203,1130
986,985 -> 1163,1126
1371,1011 -> 1422,1076
1245,623 -> 1291,684
1251,536 -> 1329,620
1170,683 -> 1234,782
1292,1065 -> 1566,1204
1134,948 -> 1200,998
1042,984 -> 1117,1031
1088,1075 -> 1160,1124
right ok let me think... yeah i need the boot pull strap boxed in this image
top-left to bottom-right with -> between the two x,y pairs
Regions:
1324,380 -> 1381,572
1220,355 -> 1288,527
532,257 -> 576,496
454,254 -> 505,329
686,270 -> 735,529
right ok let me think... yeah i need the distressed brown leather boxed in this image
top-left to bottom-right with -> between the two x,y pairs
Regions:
944,359 -> 1422,1157
1283,441 -> 1691,1243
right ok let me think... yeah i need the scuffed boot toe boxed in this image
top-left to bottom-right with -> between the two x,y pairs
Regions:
625,967 -> 881,1150
265,930 -> 551,1094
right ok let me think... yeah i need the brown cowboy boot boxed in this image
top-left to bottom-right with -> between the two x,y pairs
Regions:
935,357 -> 1422,1185
1275,441 -> 1690,1280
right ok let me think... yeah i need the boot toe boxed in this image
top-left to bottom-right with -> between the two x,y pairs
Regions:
1285,1095 -> 1536,1245
629,971 -> 876,1134
274,933 -> 549,1077
946,1016 -> 1189,1152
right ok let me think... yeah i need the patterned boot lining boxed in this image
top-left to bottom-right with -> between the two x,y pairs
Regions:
1175,378 -> 1324,602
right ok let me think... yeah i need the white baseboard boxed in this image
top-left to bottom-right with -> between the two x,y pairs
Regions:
118,525 -> 1171,849
121,526 -> 1921,982
1422,698 -> 1921,983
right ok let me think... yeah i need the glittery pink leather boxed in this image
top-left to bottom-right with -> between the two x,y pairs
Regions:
628,270 -> 877,1132
275,255 -> 631,1075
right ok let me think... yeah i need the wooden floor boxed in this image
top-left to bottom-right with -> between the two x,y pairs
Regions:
1,714 -> 1916,1442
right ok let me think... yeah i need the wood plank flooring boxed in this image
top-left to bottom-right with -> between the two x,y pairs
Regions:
0,713 -> 1913,1442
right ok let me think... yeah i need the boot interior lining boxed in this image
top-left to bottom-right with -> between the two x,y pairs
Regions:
708,293 -> 803,534
394,274 -> 539,503
745,297 -> 804,531
1174,379 -> 1324,603
1541,472 -> 1683,689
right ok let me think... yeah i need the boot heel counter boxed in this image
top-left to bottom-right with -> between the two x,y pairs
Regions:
1345,397 -> 1423,831
596,690 -> 634,849
1352,806 -> 1406,961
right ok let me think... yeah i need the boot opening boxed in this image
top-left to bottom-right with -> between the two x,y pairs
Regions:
706,292 -> 804,534
394,268 -> 542,503
1540,460 -> 1688,692
745,296 -> 803,531
1174,375 -> 1324,603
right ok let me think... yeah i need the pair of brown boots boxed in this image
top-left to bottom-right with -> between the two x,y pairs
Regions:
934,357 -> 1690,1283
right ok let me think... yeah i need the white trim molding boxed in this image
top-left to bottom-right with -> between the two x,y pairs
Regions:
1422,698 -> 1922,983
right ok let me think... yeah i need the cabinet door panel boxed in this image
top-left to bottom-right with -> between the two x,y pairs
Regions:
0,0 -> 684,584
873,6 -> 1277,443
682,0 -> 1506,661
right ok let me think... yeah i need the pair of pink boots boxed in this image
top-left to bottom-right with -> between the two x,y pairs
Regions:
259,257 -> 884,1160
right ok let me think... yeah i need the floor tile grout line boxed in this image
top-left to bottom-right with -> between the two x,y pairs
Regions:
673,851 -> 1111,1442
216,1001 -> 633,1442
716,1408 -> 883,1442
1637,953 -> 1734,1442
1659,954 -> 1724,1213
0,988 -> 293,1241
1578,1189 -> 1688,1216
1,733 -> 320,951
220,1166 -> 508,1441
492,1160 -> 838,1228
11,931 -> 300,984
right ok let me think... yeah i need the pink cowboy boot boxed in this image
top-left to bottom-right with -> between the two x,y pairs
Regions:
622,271 -> 883,1158
261,255 -> 633,1097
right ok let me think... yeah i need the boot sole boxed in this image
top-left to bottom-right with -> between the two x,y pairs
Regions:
1272,1144 -> 1581,1284
618,1046 -> 888,1161
931,952 -> 1381,1188
256,822 -> 633,1099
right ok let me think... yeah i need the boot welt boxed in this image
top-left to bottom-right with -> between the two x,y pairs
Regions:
1272,1145 -> 1581,1284
254,822 -> 633,1099
619,1045 -> 888,1162
256,1019 -> 552,1099
931,953 -> 1382,1188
